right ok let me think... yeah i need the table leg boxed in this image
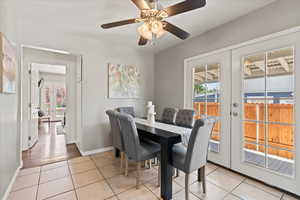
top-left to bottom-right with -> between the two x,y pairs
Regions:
160,142 -> 173,200
115,148 -> 120,158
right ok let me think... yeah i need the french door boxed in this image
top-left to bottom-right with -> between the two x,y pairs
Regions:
185,51 -> 231,167
41,83 -> 67,121
185,31 -> 300,195
231,32 -> 300,195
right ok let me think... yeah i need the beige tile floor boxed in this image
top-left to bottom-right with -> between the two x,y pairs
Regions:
9,151 -> 300,200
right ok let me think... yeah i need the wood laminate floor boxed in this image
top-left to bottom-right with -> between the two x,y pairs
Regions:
22,122 -> 81,169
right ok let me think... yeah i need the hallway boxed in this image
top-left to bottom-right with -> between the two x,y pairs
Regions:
22,122 -> 81,169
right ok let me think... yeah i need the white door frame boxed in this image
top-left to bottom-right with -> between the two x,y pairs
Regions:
20,46 -> 82,151
184,26 -> 300,195
184,51 -> 231,168
28,65 -> 40,148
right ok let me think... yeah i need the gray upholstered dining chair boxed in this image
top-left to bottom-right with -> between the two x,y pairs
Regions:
105,110 -> 126,173
161,107 -> 178,124
175,109 -> 195,128
116,112 -> 160,189
171,118 -> 217,200
116,106 -> 135,117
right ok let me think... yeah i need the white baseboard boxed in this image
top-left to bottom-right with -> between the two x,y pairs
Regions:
2,163 -> 22,200
79,146 -> 114,156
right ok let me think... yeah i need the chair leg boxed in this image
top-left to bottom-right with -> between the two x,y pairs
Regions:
125,155 -> 129,176
120,152 -> 124,173
185,173 -> 190,200
142,160 -> 146,168
157,165 -> 161,187
149,159 -> 152,169
200,166 -> 206,194
145,160 -> 149,168
155,157 -> 159,165
175,168 -> 180,177
136,161 -> 141,189
197,168 -> 201,182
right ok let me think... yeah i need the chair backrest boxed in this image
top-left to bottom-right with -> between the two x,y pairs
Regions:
185,118 -> 217,173
105,110 -> 124,151
116,107 -> 135,117
175,109 -> 195,128
115,112 -> 141,161
161,107 -> 178,124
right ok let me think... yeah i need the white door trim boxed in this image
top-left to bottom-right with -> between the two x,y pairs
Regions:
20,46 -> 83,151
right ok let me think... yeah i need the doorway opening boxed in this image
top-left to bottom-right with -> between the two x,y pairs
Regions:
21,47 -> 82,168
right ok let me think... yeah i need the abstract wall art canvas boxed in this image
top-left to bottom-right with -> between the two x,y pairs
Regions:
108,63 -> 141,98
0,32 -> 17,93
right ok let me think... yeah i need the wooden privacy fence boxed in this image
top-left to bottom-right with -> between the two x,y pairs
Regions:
193,102 -> 294,159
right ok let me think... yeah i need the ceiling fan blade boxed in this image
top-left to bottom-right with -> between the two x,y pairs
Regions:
138,37 -> 148,46
101,19 -> 137,29
163,21 -> 190,40
164,0 -> 206,17
131,0 -> 150,10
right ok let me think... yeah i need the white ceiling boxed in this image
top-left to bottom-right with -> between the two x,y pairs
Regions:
19,0 -> 276,52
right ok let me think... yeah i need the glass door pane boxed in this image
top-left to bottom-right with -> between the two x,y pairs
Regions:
242,47 -> 295,177
41,87 -> 51,116
243,52 -> 267,168
55,87 -> 67,118
193,63 -> 221,153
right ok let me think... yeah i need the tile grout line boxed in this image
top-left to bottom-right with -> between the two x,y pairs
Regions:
67,160 -> 79,200
39,166 -> 71,185
91,155 -> 120,200
16,152 -> 120,200
243,179 -> 284,199
211,166 -> 287,199
142,182 -> 161,200
99,156 -> 162,199
61,154 -> 123,199
40,157 -> 100,200
10,169 -> 41,193
221,175 -> 246,199
17,153 -> 292,200
35,168 -> 42,200
40,161 -> 68,172
38,163 -> 75,200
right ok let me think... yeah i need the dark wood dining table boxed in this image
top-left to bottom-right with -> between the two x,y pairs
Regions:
135,123 -> 182,200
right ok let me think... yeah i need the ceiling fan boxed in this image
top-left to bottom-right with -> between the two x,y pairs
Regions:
101,0 -> 207,46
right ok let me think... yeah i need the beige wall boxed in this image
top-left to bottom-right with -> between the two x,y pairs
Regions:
154,0 -> 300,116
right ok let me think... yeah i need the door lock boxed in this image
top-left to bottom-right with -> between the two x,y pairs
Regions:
233,103 -> 239,108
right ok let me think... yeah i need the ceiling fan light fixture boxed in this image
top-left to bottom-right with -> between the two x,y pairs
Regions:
138,20 -> 166,41
155,28 -> 166,38
138,22 -> 153,40
151,20 -> 164,35
101,0 -> 207,45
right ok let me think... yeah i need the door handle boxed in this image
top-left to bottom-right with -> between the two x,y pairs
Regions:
232,112 -> 238,117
